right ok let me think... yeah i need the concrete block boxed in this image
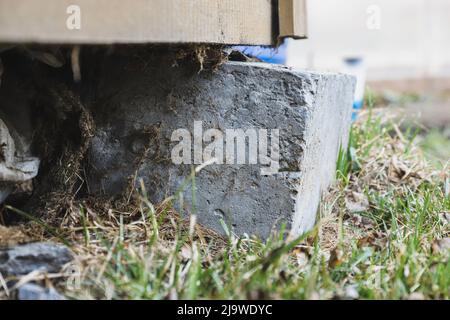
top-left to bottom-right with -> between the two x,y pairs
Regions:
87,57 -> 355,239
0,242 -> 73,276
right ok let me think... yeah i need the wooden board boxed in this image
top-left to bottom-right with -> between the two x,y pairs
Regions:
0,0 -> 307,46
0,0 -> 279,45
279,0 -> 308,39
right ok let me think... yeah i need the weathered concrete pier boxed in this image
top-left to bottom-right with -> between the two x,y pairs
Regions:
87,54 -> 355,238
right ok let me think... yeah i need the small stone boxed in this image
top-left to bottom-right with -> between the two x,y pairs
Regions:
344,285 -> 359,300
0,242 -> 73,277
308,291 -> 320,300
407,292 -> 425,300
17,283 -> 66,300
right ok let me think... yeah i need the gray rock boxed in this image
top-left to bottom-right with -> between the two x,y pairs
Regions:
0,242 -> 73,276
17,283 -> 66,300
87,57 -> 355,239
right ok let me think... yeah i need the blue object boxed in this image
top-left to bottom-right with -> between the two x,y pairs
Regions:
233,42 -> 287,65
343,57 -> 366,122
352,100 -> 364,121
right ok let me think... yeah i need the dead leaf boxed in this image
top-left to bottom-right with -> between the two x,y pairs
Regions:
438,212 -> 450,225
328,248 -> 344,268
432,238 -> 450,254
296,251 -> 309,269
180,245 -> 192,261
349,214 -> 374,230
346,191 -> 370,213
0,225 -> 31,248
388,156 -> 411,182
357,231 -> 387,250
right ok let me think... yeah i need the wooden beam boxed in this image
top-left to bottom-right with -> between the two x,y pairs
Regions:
0,0 -> 277,45
278,0 -> 308,39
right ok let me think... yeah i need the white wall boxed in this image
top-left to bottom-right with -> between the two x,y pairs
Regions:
286,0 -> 450,80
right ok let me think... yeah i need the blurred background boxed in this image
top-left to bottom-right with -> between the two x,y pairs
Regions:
286,0 -> 450,81
297,0 -> 449,162
239,0 -> 450,166
287,0 -> 450,131
240,0 -> 450,166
